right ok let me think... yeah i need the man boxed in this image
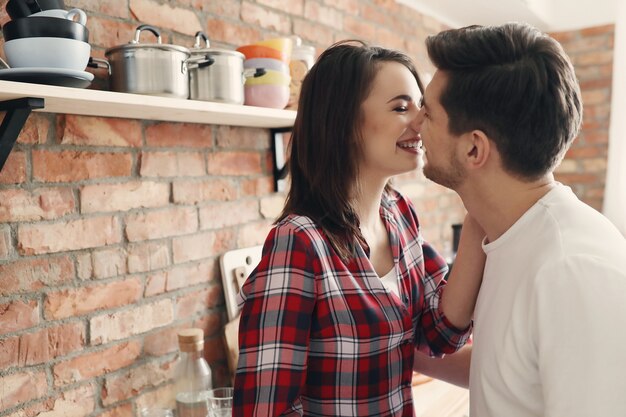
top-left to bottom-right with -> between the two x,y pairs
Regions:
414,23 -> 626,416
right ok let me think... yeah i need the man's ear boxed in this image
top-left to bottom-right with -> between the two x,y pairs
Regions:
461,130 -> 490,170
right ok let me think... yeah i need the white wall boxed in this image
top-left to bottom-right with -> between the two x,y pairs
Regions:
603,1 -> 626,235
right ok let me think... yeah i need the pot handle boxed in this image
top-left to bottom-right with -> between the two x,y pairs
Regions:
185,55 -> 215,71
193,31 -> 210,49
131,24 -> 162,45
87,57 -> 111,75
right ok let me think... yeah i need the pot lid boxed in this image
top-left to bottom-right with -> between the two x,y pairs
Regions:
105,24 -> 190,56
188,31 -> 244,59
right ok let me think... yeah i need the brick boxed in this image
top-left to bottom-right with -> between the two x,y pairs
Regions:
67,0 -> 130,18
293,18 -> 335,46
241,2 -> 291,33
0,300 -> 39,335
549,30 -> 578,44
581,157 -> 607,173
241,176 -> 275,197
76,252 -> 93,280
125,207 -> 198,242
0,151 -> 27,185
554,172 -> 601,185
216,126 -> 269,150
360,2 -> 391,26
572,50 -> 613,67
173,179 -> 238,204
127,241 -> 171,273
207,151 -> 263,176
143,324 -> 186,357
59,115 -> 142,147
0,225 -> 11,260
130,0 -> 202,36
0,256 -> 74,297
583,130 -> 609,144
322,0 -> 357,13
32,151 -> 133,182
580,24 -> 615,37
554,158 -> 578,173
41,383 -> 97,417
376,26 -> 406,51
140,151 -> 206,177
0,188 -> 75,222
86,16 -> 137,49
176,286 -> 223,319
172,229 -> 234,264
90,299 -> 174,345
179,0 -> 240,17
580,77 -> 613,90
237,220 -> 272,248
257,0 -> 304,15
93,247 -> 128,279
10,322 -> 86,368
44,278 -> 143,320
205,17 -> 262,47
199,200 -> 260,230
563,35 -> 613,54
304,1 -> 343,29
0,337 -> 18,370
102,360 -> 175,405
18,216 -> 121,255
342,16 -> 376,41
53,341 -> 141,386
581,89 -> 611,106
162,259 -> 217,292
565,146 -> 604,159
81,181 -> 170,214
260,195 -> 285,219
575,64 -> 613,81
145,271 -> 167,297
145,122 -> 213,148
0,371 -> 48,410
96,403 -> 133,417
18,113 -> 51,145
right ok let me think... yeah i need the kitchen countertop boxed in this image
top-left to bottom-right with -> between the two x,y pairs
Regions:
413,376 -> 469,417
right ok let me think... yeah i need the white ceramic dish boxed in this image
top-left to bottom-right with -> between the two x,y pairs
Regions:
4,37 -> 90,71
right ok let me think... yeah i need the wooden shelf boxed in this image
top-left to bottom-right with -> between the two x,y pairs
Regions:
0,80 -> 296,128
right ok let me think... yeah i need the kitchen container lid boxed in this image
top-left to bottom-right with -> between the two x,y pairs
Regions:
177,328 -> 204,352
105,24 -> 190,56
291,36 -> 315,60
189,31 -> 245,59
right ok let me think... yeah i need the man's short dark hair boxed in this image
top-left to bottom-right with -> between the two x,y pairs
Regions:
426,23 -> 582,180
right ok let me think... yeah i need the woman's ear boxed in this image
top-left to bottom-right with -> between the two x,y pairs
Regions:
461,129 -> 490,170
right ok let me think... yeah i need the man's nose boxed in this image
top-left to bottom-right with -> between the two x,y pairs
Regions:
410,107 -> 425,131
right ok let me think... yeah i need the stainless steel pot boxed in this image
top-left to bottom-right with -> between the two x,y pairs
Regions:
188,31 -> 263,104
92,25 -> 208,99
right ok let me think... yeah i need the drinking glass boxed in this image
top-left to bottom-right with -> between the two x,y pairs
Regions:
139,408 -> 174,417
207,387 -> 233,417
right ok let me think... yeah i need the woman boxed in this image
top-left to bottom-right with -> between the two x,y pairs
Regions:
233,41 -> 485,417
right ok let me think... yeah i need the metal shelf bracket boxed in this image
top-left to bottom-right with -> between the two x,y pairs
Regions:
271,128 -> 291,192
0,97 -> 45,172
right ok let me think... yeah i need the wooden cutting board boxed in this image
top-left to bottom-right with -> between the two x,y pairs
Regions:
220,245 -> 263,377
219,245 -> 263,321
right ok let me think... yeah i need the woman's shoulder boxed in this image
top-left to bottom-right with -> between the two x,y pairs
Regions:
274,214 -> 328,243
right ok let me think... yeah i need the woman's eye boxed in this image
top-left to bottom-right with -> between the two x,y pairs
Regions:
394,106 -> 408,112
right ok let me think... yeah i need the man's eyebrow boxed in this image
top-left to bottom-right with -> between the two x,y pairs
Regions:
386,94 -> 413,103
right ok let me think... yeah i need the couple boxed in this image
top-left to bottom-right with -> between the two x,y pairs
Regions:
233,22 -> 626,417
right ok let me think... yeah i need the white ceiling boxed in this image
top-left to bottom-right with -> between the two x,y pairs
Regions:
398,0 -> 621,32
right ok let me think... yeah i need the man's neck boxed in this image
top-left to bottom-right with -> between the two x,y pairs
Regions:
459,173 -> 557,243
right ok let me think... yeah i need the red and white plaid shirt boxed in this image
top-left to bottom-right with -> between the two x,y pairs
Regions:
234,190 -> 470,416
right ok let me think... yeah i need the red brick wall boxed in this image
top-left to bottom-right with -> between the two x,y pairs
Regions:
551,24 -> 614,211
0,1 -> 613,416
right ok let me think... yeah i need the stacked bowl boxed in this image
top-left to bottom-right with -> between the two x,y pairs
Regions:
237,38 -> 292,109
2,0 -> 90,72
